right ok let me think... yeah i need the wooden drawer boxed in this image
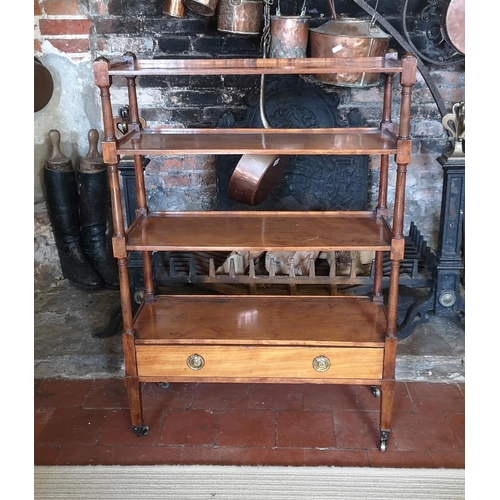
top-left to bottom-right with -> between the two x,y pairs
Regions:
135,345 -> 383,381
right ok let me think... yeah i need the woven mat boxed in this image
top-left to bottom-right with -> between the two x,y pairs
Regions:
34,465 -> 465,499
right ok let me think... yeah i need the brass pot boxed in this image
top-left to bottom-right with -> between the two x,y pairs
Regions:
184,0 -> 218,16
162,0 -> 187,18
309,18 -> 391,87
227,154 -> 289,206
270,15 -> 310,58
217,0 -> 263,35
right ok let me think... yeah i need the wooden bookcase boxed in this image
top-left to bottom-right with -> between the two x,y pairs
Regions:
93,52 -> 417,452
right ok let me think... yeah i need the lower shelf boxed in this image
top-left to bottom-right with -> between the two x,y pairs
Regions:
133,295 -> 387,346
132,295 -> 387,383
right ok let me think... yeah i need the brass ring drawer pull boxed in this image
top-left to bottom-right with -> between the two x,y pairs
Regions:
186,353 -> 205,371
312,355 -> 331,372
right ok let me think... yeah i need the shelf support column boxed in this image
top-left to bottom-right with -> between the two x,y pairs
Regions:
121,52 -> 155,301
386,53 -> 417,337
381,54 -> 417,446
373,69 -> 394,300
94,56 -> 147,433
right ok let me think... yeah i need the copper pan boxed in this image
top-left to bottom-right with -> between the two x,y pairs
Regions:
442,0 -> 465,55
227,154 -> 288,206
184,0 -> 218,16
226,1 -> 288,206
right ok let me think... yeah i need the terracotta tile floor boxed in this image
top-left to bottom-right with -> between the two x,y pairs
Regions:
34,378 -> 464,468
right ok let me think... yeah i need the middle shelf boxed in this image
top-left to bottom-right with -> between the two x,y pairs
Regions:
125,212 -> 393,252
115,126 -> 399,156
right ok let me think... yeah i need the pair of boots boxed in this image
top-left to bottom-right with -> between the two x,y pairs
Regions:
43,129 -> 119,290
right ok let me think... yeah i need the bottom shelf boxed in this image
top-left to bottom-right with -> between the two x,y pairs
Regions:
132,295 -> 388,383
133,295 -> 387,346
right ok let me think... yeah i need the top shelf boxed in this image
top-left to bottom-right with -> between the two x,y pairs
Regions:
106,56 -> 403,77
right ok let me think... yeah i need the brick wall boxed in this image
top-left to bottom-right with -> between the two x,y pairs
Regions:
34,0 -> 465,282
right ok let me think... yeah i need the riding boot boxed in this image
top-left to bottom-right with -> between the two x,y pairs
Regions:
43,130 -> 103,290
77,129 -> 119,289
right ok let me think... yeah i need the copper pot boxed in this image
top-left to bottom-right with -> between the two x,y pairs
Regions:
162,0 -> 187,18
227,154 -> 288,206
184,0 -> 218,16
270,0 -> 309,58
309,0 -> 390,87
270,15 -> 310,58
217,0 -> 263,35
310,18 -> 390,87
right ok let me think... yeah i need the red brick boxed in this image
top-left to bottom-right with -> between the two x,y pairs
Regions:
34,0 -> 42,16
161,173 -> 191,188
247,383 -> 303,410
34,39 -> 42,52
159,409 -> 219,446
178,445 -> 244,465
98,408 -> 166,446
332,409 -> 380,449
35,407 -> 56,443
277,410 -> 335,448
48,38 -> 90,54
304,448 -> 369,467
55,444 -> 182,466
36,408 -> 109,446
82,378 -> 129,409
39,19 -> 92,36
430,450 -> 465,469
182,155 -> 214,171
35,379 -> 93,408
42,0 -> 81,15
368,449 -> 435,468
160,157 -> 182,171
96,1 -> 107,16
392,412 -> 461,452
34,446 -> 60,465
217,410 -> 275,447
243,447 -> 306,466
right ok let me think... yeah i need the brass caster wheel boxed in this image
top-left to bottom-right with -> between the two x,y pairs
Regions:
380,430 -> 389,452
371,385 -> 381,398
132,425 -> 149,437
156,382 -> 170,389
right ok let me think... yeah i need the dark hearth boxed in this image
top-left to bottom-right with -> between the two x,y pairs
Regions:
216,75 -> 369,211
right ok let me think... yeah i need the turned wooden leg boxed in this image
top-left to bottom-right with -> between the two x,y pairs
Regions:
379,379 -> 395,452
125,376 -> 148,436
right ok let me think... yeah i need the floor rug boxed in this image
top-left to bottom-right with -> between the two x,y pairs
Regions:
34,465 -> 465,499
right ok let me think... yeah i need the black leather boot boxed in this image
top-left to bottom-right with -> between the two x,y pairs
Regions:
44,162 -> 103,290
77,130 -> 119,289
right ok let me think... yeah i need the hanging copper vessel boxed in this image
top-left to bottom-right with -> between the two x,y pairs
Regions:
217,0 -> 264,35
227,154 -> 289,206
309,0 -> 391,87
270,0 -> 310,58
162,0 -> 187,18
184,0 -> 218,16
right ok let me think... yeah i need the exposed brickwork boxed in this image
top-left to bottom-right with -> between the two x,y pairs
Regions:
47,38 -> 90,53
39,18 -> 93,36
41,0 -> 82,16
34,0 -> 465,260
